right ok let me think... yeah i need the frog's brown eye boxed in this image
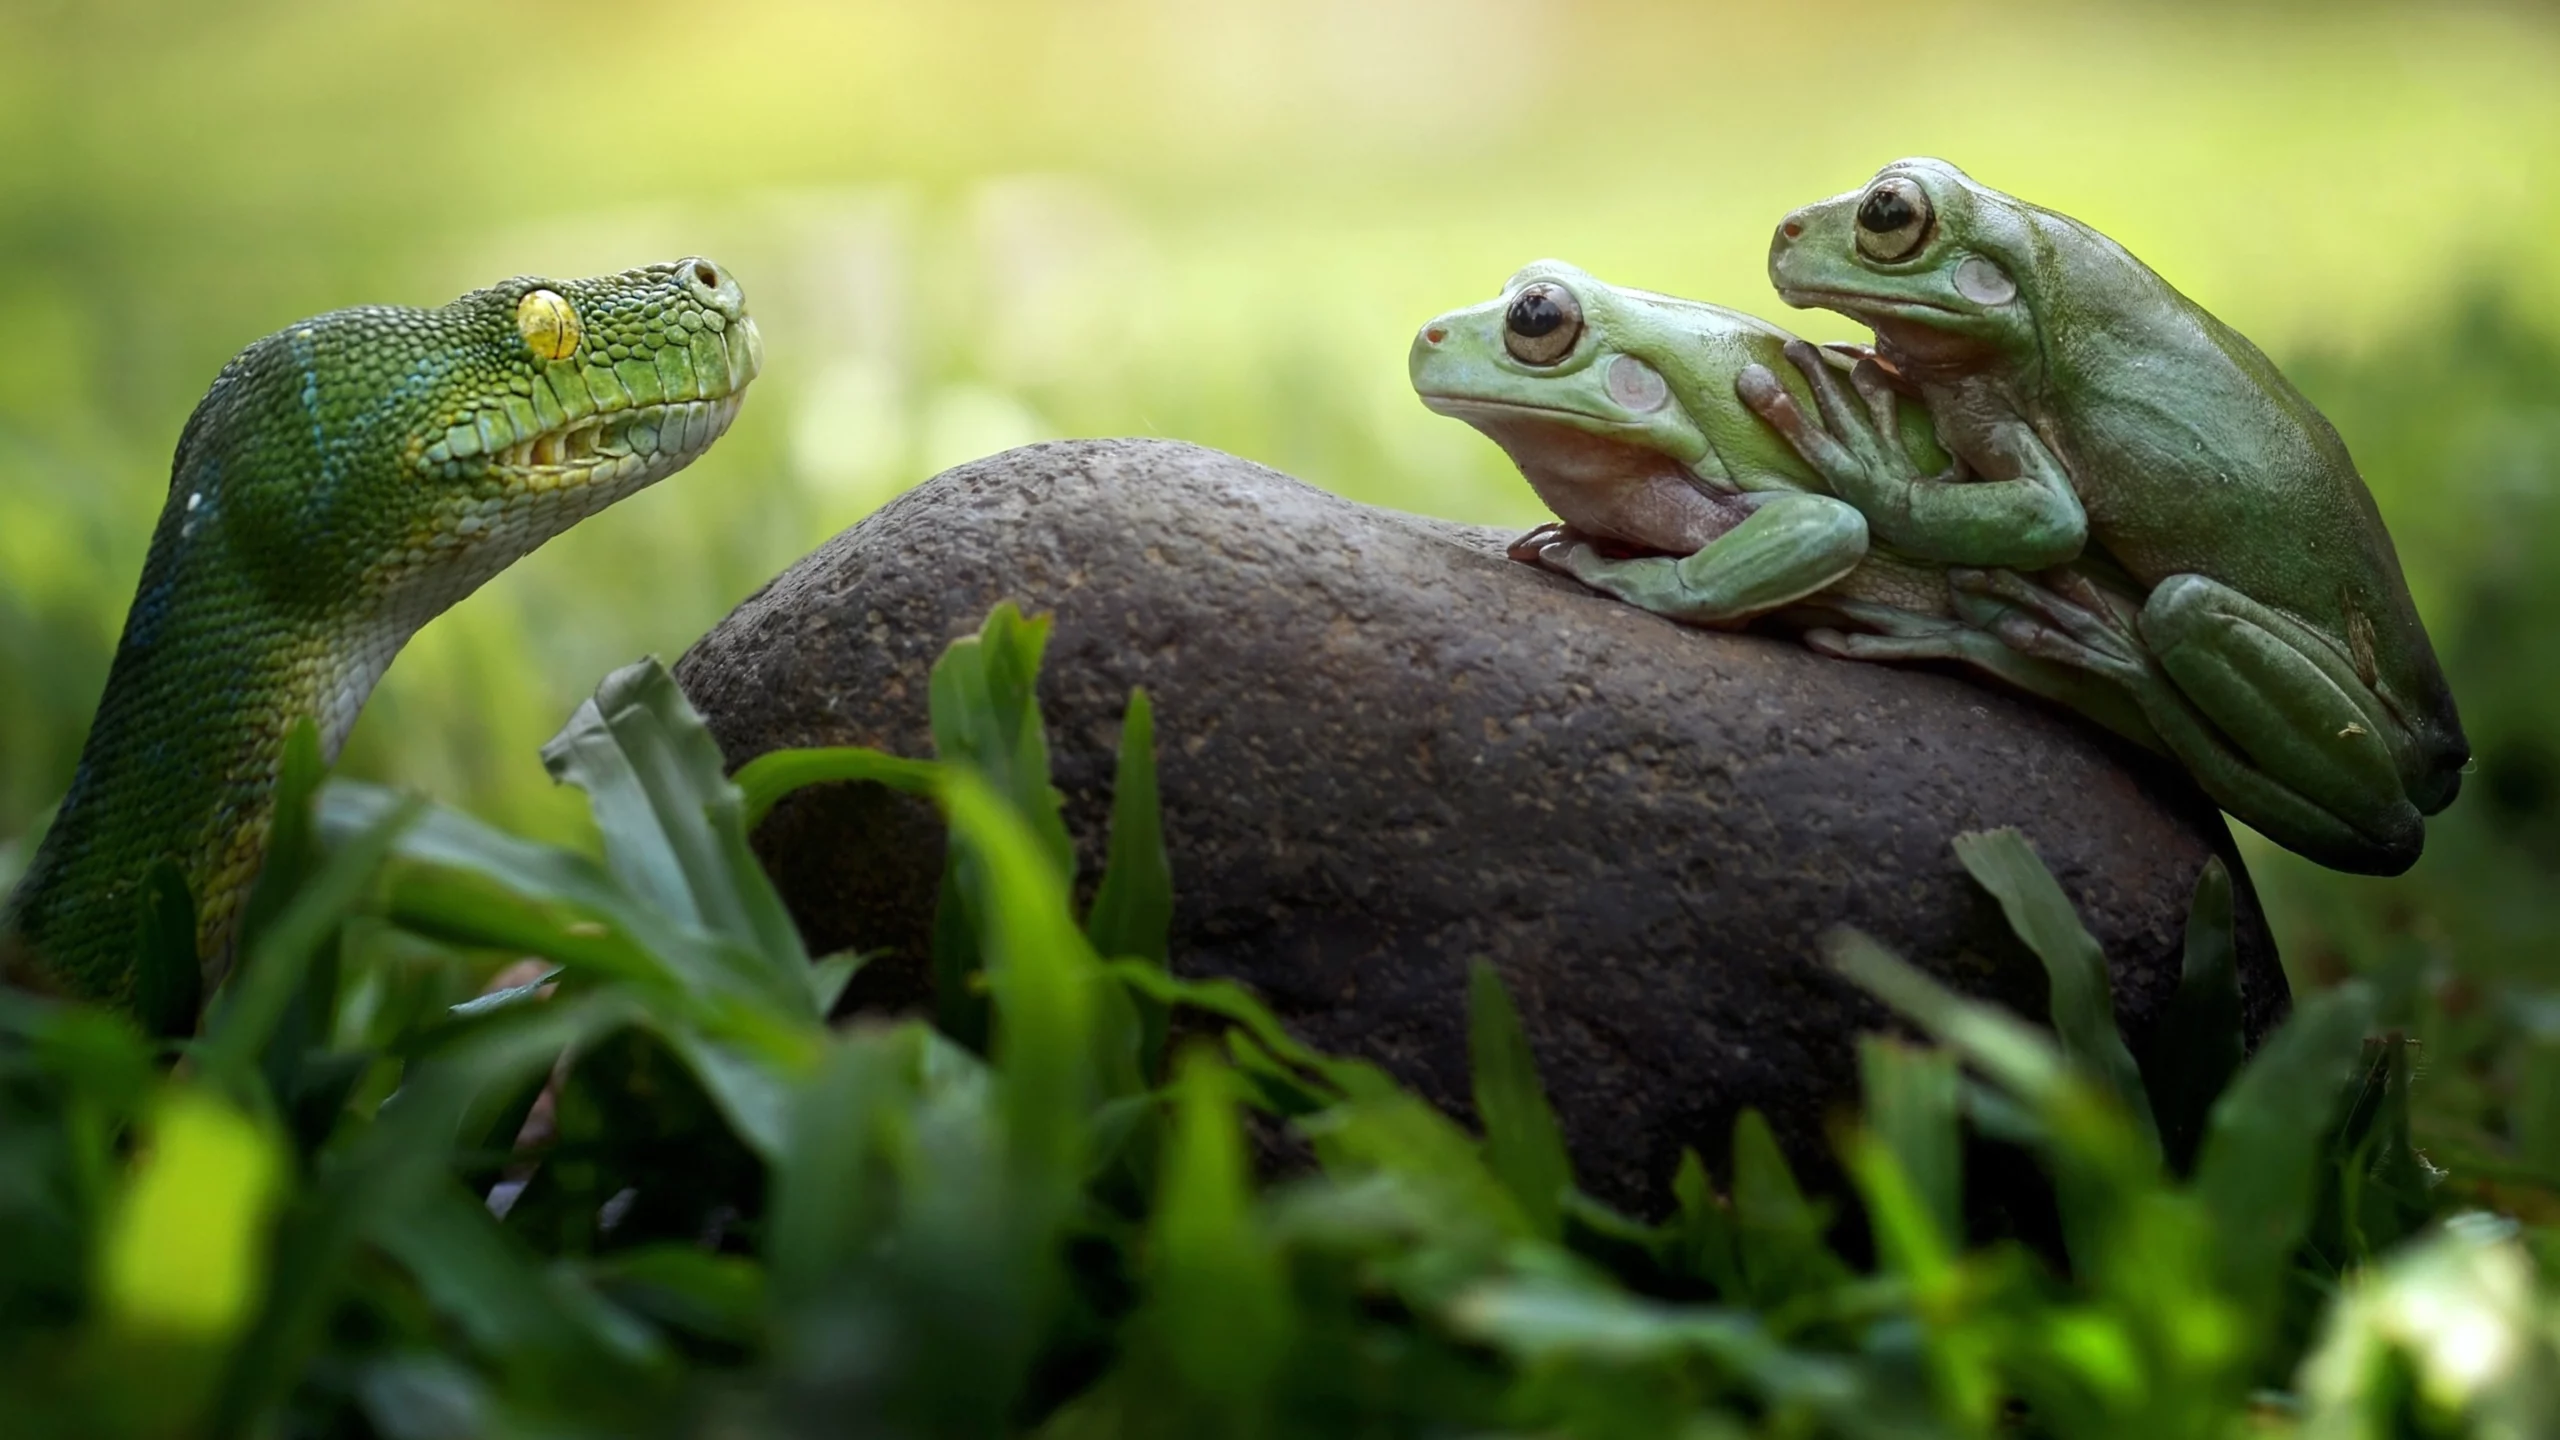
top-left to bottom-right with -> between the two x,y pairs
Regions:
1854,177 -> 1933,262
1503,282 -> 1583,365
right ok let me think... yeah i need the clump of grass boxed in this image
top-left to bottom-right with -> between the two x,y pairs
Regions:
0,603 -> 2551,1438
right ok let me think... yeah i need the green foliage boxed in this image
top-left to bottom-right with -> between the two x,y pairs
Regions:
2,610 -> 2556,1437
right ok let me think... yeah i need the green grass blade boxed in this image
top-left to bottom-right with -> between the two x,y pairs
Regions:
1858,1036 -> 1962,1247
1086,688 -> 1172,1079
1141,1050 -> 1291,1418
1466,960 -> 1571,1240
1952,828 -> 2159,1156
1729,1110 -> 1846,1301
2191,981 -> 2375,1314
1826,926 -> 2153,1276
235,717 -> 325,957
2146,858 -> 2246,1174
1086,687 -> 1171,966
1107,960 -> 1390,1101
132,859 -> 200,1041
1669,1148 -> 1742,1295
196,795 -> 420,1105
234,719 -> 338,1111
1822,927 -> 2067,1105
940,767 -> 1100,1195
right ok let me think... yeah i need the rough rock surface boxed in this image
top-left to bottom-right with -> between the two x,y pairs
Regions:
676,438 -> 2285,1211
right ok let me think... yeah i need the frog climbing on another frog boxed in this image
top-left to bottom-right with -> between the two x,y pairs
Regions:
1409,260 -> 2158,750
1754,159 -> 2467,874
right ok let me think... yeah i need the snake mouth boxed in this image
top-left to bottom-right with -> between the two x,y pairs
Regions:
487,392 -> 748,493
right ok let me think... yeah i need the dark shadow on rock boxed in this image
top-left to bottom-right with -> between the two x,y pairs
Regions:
675,438 -> 2285,1215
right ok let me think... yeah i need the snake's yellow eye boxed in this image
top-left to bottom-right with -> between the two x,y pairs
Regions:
515,289 -> 581,361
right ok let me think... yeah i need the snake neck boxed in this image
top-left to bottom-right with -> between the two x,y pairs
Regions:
1,496 -> 396,1007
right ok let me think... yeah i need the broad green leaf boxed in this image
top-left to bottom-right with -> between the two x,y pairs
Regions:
210,993 -> 637,1435
587,1245 -> 768,1351
540,657 -> 809,1006
1952,828 -> 2159,1156
765,1032 -> 913,1300
806,951 -> 864,1014
327,779 -> 825,1156
2192,981 -> 2375,1314
1223,1026 -> 1341,1118
2145,858 -> 2245,1174
732,744 -> 940,832
383,863 -> 660,990
99,1089 -> 285,1339
373,1177 -> 667,1382
326,784 -> 745,1008
1466,959 -> 1572,1240
1445,1276 -> 1887,1429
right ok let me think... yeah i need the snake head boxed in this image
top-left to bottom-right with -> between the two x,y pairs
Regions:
169,258 -> 762,630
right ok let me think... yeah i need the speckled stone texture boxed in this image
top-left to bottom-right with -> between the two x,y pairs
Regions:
676,438 -> 2285,1211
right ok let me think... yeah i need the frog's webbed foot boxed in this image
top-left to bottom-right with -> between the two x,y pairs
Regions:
1798,604 -> 2164,752
1811,597 -> 1975,644
1949,566 -> 2153,686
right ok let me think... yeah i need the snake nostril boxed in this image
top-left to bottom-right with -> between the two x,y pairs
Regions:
693,260 -> 719,288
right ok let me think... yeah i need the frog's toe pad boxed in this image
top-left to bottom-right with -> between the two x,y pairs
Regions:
1508,522 -> 1569,564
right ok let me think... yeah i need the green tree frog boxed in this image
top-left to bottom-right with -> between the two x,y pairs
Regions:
1409,260 -> 2156,750
1758,159 -> 2467,873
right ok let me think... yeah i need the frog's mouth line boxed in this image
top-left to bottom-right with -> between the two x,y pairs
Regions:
1774,285 -> 1970,319
1417,393 -> 1655,433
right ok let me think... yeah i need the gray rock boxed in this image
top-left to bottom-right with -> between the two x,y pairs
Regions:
676,438 -> 2284,1212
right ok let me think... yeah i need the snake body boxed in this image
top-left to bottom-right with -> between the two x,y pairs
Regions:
1,259 -> 761,1008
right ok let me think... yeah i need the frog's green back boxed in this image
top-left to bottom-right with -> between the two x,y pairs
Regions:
1996,195 -> 2463,770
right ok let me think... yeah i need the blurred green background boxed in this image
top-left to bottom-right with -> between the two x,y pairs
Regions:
2,0 -> 2557,983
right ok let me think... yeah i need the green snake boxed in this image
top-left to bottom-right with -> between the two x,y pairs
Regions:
1,259 -> 762,1010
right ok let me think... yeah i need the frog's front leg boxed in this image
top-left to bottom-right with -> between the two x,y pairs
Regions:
1956,568 -> 2425,873
1739,343 -> 2086,570
1536,491 -> 1867,627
